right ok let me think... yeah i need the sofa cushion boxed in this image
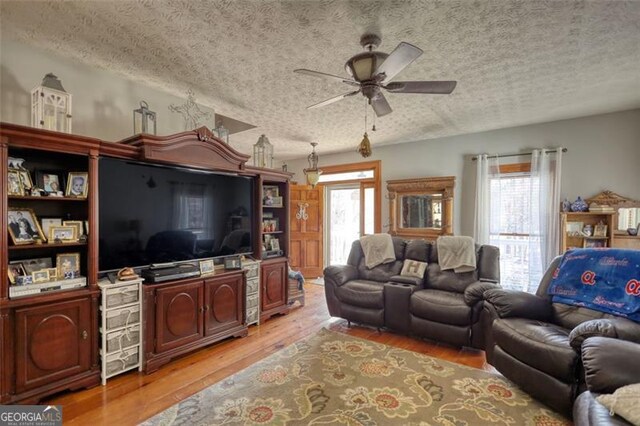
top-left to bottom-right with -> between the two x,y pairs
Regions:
493,318 -> 578,382
404,239 -> 430,262
410,289 -> 472,326
426,263 -> 478,293
335,279 -> 385,309
357,258 -> 403,282
574,391 -> 630,426
401,259 -> 428,278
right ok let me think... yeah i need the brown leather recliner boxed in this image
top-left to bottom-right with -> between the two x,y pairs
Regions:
323,237 -> 501,349
482,257 -> 640,416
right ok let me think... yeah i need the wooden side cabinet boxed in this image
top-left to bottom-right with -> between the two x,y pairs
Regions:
204,274 -> 244,337
155,281 -> 203,354
260,258 -> 289,322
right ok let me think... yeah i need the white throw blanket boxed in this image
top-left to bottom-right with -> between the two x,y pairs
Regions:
360,233 -> 396,269
437,236 -> 476,273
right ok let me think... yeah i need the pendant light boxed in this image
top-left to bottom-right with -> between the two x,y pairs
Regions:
304,142 -> 322,187
357,100 -> 372,158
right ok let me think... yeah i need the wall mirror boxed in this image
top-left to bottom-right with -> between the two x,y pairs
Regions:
387,176 -> 454,240
586,190 -> 640,232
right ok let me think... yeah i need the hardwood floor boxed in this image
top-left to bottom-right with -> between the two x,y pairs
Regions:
46,283 -> 492,425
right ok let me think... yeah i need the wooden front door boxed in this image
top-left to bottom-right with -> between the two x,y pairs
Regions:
289,184 -> 324,278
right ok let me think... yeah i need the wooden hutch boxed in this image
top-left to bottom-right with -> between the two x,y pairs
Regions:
0,123 -> 291,402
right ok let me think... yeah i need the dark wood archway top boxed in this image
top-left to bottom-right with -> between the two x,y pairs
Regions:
117,126 -> 251,172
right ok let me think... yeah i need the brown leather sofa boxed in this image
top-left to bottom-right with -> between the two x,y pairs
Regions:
573,337 -> 640,426
482,257 -> 640,415
323,237 -> 500,349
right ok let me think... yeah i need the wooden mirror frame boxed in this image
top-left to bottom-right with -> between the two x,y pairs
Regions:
387,176 -> 454,240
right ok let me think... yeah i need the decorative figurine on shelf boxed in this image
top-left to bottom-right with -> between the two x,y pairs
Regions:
582,224 -> 593,237
117,267 -> 139,281
561,198 -> 571,212
571,196 -> 589,212
31,73 -> 72,133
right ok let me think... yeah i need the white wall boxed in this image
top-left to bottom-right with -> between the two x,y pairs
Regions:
0,39 -> 215,141
287,109 -> 640,236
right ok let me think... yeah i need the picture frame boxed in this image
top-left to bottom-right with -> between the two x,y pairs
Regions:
49,225 -> 78,243
56,253 -> 81,279
7,262 -> 27,285
65,172 -> 89,198
18,169 -> 33,190
583,238 -> 607,248
593,223 -> 608,238
262,185 -> 279,206
199,259 -> 215,276
270,238 -> 280,251
7,170 -> 23,196
262,218 -> 279,233
84,220 -> 90,236
224,256 -> 242,270
22,257 -> 53,274
7,207 -> 47,244
46,267 -> 58,281
32,270 -> 50,283
565,221 -> 584,237
41,218 -> 63,238
270,196 -> 283,208
36,170 -> 64,195
63,220 -> 85,237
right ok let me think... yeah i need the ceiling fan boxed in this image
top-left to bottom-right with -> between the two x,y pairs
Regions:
294,34 -> 457,117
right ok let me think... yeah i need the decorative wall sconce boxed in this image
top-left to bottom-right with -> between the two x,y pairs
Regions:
133,101 -> 157,135
304,142 -> 322,187
253,134 -> 274,168
31,73 -> 72,133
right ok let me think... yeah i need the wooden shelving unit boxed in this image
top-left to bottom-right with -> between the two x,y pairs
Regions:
560,212 -> 615,252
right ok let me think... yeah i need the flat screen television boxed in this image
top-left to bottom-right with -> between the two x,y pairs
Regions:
98,157 -> 253,272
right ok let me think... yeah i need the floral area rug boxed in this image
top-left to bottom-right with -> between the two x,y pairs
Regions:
141,328 -> 569,425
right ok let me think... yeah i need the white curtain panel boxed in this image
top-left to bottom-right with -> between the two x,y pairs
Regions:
540,148 -> 563,267
473,154 -> 500,245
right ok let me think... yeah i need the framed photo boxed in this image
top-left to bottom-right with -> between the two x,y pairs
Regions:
7,208 -> 47,244
584,238 -> 607,248
262,185 -> 279,206
32,270 -> 50,283
224,256 -> 242,270
7,170 -> 23,196
593,223 -> 608,238
36,170 -> 64,194
56,253 -> 81,279
199,259 -> 215,276
7,262 -> 27,285
63,220 -> 85,237
22,257 -> 53,274
65,172 -> 89,198
46,267 -> 58,281
262,218 -> 279,233
18,169 -> 33,190
270,238 -> 280,251
270,196 -> 283,208
565,221 -> 584,237
49,225 -> 78,242
41,218 -> 63,238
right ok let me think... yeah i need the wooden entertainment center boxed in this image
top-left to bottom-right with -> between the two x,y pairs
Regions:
0,123 -> 291,403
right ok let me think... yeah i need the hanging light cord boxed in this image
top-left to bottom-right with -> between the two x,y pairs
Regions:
364,98 -> 368,133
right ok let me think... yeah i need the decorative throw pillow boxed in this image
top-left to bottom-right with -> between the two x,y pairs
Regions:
596,383 -> 640,425
401,259 -> 428,278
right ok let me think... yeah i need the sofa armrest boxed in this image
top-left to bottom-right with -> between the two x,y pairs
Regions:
582,337 -> 640,394
483,288 -> 553,321
389,275 -> 424,287
569,318 -> 640,350
463,281 -> 500,306
323,265 -> 358,287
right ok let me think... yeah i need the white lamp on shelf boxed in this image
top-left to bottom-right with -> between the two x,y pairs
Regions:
253,134 -> 273,168
31,73 -> 72,133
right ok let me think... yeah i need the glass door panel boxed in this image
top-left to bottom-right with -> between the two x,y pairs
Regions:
327,185 -> 361,266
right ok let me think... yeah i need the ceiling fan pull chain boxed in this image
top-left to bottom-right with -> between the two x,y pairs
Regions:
372,111 -> 377,132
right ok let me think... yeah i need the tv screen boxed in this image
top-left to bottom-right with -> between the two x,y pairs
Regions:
99,157 -> 253,272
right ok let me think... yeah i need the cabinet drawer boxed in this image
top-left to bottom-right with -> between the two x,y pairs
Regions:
105,284 -> 139,309
104,346 -> 139,376
105,305 -> 140,331
245,265 -> 259,279
246,278 -> 259,295
105,325 -> 140,354
246,308 -> 259,324
247,294 -> 259,310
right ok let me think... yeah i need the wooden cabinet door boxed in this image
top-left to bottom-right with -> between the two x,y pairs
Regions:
15,298 -> 91,393
261,261 -> 287,312
204,274 -> 243,337
289,184 -> 324,278
155,281 -> 203,353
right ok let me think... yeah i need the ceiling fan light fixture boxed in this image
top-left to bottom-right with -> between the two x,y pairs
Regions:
303,142 -> 322,187
357,132 -> 372,158
345,52 -> 388,82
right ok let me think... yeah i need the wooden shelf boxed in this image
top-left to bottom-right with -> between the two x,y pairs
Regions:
8,195 -> 87,202
9,242 -> 88,251
262,231 -> 283,234
262,206 -> 284,209
565,235 -> 609,239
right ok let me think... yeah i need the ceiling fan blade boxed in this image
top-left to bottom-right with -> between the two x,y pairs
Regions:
384,81 -> 457,94
370,93 -> 392,117
307,90 -> 360,110
294,68 -> 359,87
373,42 -> 423,83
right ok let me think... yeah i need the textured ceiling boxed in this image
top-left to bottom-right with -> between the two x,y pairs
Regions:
2,0 -> 640,160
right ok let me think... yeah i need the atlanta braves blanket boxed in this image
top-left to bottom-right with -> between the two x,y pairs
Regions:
548,248 -> 640,322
